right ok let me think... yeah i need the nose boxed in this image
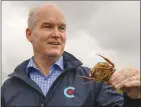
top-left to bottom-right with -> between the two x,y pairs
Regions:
51,27 -> 60,38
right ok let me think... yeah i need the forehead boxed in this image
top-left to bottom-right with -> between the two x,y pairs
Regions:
35,6 -> 66,25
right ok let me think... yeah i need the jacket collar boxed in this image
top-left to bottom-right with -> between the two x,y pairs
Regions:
9,51 -> 82,77
63,51 -> 82,71
8,51 -> 83,97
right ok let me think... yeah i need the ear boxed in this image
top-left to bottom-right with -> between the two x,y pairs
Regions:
26,28 -> 32,42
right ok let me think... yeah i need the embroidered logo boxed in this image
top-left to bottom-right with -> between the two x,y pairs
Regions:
64,86 -> 75,98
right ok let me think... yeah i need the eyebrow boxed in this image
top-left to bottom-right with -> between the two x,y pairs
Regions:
41,21 -> 66,27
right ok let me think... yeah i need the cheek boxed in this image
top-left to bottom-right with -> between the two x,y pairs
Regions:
31,33 -> 44,48
62,34 -> 66,43
34,31 -> 49,42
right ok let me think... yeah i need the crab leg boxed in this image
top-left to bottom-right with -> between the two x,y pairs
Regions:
83,81 -> 95,84
77,75 -> 94,80
97,54 -> 115,68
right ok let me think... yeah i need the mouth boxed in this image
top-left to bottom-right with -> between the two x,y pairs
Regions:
48,42 -> 60,45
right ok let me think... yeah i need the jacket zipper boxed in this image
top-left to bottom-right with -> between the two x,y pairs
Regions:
10,63 -> 82,106
43,63 -> 82,106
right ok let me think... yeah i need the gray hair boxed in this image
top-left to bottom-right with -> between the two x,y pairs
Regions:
27,7 -> 38,30
27,4 -> 65,30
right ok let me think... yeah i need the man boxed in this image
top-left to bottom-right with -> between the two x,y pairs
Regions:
1,4 -> 140,107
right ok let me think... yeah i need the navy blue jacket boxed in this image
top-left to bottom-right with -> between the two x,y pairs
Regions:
1,52 -> 141,107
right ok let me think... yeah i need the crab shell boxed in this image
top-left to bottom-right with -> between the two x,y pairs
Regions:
90,62 -> 115,82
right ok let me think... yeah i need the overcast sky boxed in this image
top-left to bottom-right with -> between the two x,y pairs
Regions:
2,1 -> 140,83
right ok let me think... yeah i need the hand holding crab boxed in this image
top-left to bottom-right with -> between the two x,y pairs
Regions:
78,54 -> 140,99
110,68 -> 140,99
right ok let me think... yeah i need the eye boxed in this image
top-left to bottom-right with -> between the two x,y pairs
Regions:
43,25 -> 52,29
58,26 -> 66,31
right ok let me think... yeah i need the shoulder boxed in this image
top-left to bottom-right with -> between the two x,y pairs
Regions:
75,66 -> 90,77
2,59 -> 30,92
2,77 -> 13,88
1,77 -> 15,98
82,66 -> 91,72
1,77 -> 18,92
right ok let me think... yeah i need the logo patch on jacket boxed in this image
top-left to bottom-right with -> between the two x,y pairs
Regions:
64,86 -> 75,98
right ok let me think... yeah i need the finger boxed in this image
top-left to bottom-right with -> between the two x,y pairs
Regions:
119,68 -> 139,76
111,74 -> 126,86
114,77 -> 134,89
110,71 -> 121,82
89,70 -> 91,76
133,74 -> 140,80
125,80 -> 140,87
111,68 -> 140,85
126,74 -> 140,82
115,75 -> 140,89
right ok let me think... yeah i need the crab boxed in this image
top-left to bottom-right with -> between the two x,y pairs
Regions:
77,54 -> 116,86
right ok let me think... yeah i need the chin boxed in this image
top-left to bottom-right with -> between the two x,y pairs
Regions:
47,50 -> 62,58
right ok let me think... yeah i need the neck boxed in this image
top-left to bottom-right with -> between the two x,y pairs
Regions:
33,54 -> 60,76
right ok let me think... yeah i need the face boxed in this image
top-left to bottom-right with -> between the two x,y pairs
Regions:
26,6 -> 66,59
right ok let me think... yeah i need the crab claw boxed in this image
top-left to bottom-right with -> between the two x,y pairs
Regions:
97,54 -> 114,68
